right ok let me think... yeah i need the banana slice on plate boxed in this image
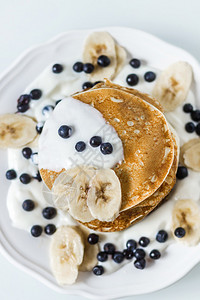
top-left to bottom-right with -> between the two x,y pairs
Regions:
180,139 -> 200,172
115,44 -> 127,76
82,31 -> 117,81
87,168 -> 122,222
0,113 -> 37,148
172,199 -> 200,246
152,61 -> 193,112
50,226 -> 84,285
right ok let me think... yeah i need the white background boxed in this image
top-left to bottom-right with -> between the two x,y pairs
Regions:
1,0 -> 200,299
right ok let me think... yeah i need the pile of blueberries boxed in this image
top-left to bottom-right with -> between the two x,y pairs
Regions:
88,226 -> 186,276
127,59 -> 156,86
183,103 -> 200,136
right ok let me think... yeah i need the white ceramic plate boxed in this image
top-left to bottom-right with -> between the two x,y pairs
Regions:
0,27 -> 200,299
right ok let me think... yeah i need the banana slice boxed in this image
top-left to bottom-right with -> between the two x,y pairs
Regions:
82,31 -> 117,81
152,61 -> 193,112
172,199 -> 200,246
0,113 -> 37,148
115,44 -> 127,76
180,139 -> 200,171
50,226 -> 84,285
87,169 -> 122,222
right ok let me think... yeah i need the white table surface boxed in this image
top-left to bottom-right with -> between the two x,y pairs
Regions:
1,0 -> 200,299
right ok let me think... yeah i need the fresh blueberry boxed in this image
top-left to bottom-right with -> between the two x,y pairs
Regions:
83,63 -> 94,74
123,249 -> 134,259
134,248 -> 146,260
82,81 -> 93,90
139,237 -> 150,247
73,62 -> 83,73
75,141 -> 86,152
191,109 -> 200,122
112,251 -> 124,263
196,123 -> 200,136
44,224 -> 56,235
97,251 -> 108,262
52,64 -> 63,73
134,258 -> 146,270
31,152 -> 38,165
55,99 -> 62,106
88,233 -> 99,245
19,173 -> 31,184
149,249 -> 161,260
126,239 -> 137,250
156,230 -> 168,243
58,125 -> 72,139
42,105 -> 54,117
6,169 -> 17,180
176,166 -> 188,179
90,136 -> 102,147
30,89 -> 42,100
36,122 -> 44,134
103,243 -> 115,254
185,122 -> 195,133
129,58 -> 141,68
31,225 -> 42,237
17,103 -> 30,113
42,207 -> 57,219
22,199 -> 35,212
174,227 -> 186,238
33,171 -> 42,182
126,74 -> 139,86
100,142 -> 113,155
183,103 -> 193,113
93,265 -> 104,276
144,71 -> 156,82
22,147 -> 32,159
97,55 -> 110,67
17,94 -> 31,105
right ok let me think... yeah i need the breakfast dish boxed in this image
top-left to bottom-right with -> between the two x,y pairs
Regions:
0,27 -> 200,297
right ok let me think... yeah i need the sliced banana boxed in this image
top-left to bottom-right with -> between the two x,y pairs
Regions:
180,139 -> 200,171
172,199 -> 200,246
0,113 -> 37,148
82,31 -> 117,81
152,61 -> 193,112
50,226 -> 84,285
87,169 -> 122,222
115,44 -> 127,76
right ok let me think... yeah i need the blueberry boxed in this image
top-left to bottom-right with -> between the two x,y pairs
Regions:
73,62 -> 83,73
156,230 -> 168,243
58,125 -> 72,139
82,81 -> 93,90
129,58 -> 141,68
52,64 -> 63,73
126,74 -> 139,86
191,109 -> 200,122
17,103 -> 30,113
75,141 -> 86,152
31,225 -> 42,237
144,71 -> 156,82
134,248 -> 146,260
126,239 -> 137,250
100,142 -> 113,155
174,227 -> 186,238
22,147 -> 32,159
112,251 -> 124,263
22,199 -> 35,211
93,265 -> 104,276
17,94 -> 31,105
149,249 -> 161,260
19,173 -> 31,184
97,251 -> 108,262
42,207 -> 57,219
36,122 -> 44,134
55,99 -> 62,106
139,237 -> 150,247
123,249 -> 134,259
103,243 -> 115,254
31,152 -> 38,165
88,233 -> 99,245
176,166 -> 188,179
30,89 -> 42,100
97,55 -> 110,67
83,63 -> 94,74
33,171 -> 42,182
134,258 -> 146,270
90,136 -> 102,147
196,123 -> 200,136
185,122 -> 195,133
44,224 -> 56,235
183,103 -> 193,113
42,105 -> 54,117
6,169 -> 17,180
